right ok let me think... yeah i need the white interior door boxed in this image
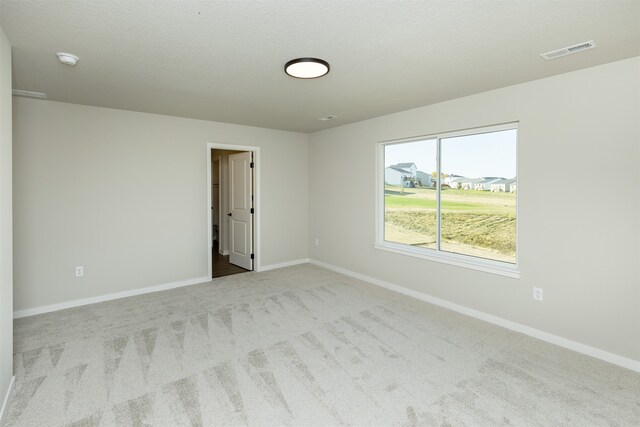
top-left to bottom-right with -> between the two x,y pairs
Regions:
228,152 -> 253,270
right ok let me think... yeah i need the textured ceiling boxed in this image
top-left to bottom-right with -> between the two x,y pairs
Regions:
1,0 -> 639,133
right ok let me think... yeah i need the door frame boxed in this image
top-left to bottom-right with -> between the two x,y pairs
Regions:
207,143 -> 261,278
215,155 -> 222,255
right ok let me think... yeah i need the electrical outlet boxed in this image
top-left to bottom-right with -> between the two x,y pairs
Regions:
75,266 -> 84,277
533,287 -> 543,301
315,238 -> 320,246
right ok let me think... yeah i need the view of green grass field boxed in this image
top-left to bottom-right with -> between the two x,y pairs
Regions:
384,185 -> 516,263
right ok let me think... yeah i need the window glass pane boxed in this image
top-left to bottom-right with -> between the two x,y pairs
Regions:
440,129 -> 517,263
384,139 -> 437,249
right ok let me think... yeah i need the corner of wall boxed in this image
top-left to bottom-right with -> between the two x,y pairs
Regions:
0,22 -> 14,419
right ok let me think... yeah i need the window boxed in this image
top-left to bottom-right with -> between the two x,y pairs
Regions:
376,123 -> 518,277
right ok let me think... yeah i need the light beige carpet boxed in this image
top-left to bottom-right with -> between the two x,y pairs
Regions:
4,264 -> 639,426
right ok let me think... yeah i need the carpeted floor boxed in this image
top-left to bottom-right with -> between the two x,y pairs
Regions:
4,264 -> 639,426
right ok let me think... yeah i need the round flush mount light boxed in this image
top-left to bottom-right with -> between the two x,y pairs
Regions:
284,57 -> 330,79
56,52 -> 79,66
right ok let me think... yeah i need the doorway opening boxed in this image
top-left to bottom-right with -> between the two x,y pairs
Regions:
208,144 -> 259,278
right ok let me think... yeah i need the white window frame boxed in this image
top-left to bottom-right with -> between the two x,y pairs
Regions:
375,122 -> 520,278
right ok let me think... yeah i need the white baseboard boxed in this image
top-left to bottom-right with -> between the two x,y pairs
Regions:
12,256 -> 313,318
259,258 -> 310,272
13,276 -> 211,319
309,259 -> 640,373
0,376 -> 15,425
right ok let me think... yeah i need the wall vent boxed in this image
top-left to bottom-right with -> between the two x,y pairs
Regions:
540,40 -> 596,60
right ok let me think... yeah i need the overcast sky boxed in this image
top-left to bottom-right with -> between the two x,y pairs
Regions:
385,129 -> 517,178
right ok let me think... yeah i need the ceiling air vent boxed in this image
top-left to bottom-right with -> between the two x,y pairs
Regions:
540,40 -> 596,60
318,115 -> 338,121
12,89 -> 47,99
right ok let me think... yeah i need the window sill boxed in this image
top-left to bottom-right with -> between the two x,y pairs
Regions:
374,242 -> 520,278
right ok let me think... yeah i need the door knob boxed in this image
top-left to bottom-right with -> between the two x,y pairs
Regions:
227,213 -> 232,216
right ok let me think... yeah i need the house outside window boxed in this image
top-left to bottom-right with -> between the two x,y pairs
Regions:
376,123 -> 518,277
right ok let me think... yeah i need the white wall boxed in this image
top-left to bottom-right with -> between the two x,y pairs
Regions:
13,98 -> 309,311
0,24 -> 13,414
308,57 -> 640,362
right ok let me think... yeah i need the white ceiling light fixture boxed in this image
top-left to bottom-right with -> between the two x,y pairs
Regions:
56,52 -> 79,66
285,57 -> 330,79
